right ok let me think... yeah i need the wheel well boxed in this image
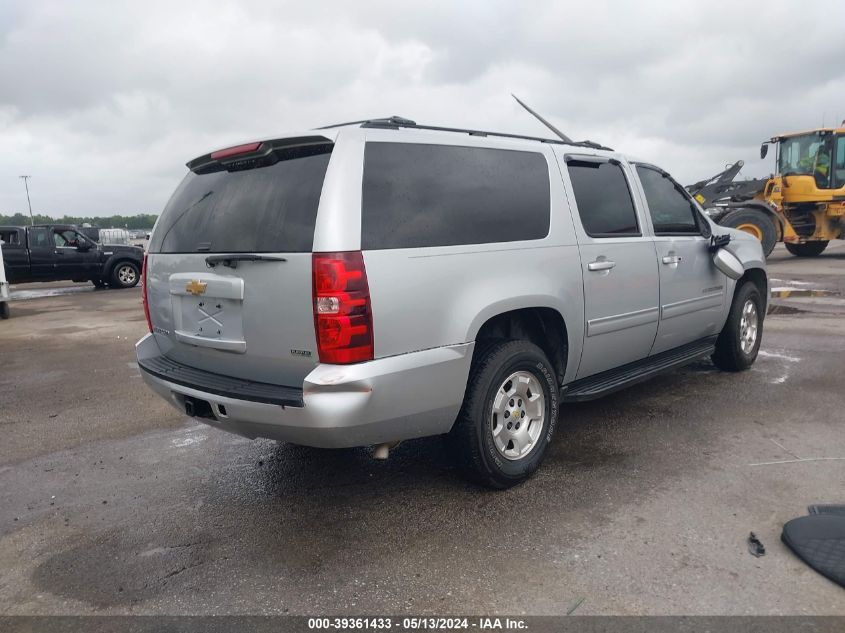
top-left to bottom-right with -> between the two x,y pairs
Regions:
474,308 -> 568,386
738,267 -> 768,309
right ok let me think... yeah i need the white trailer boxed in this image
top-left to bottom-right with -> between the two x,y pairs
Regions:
0,239 -> 9,319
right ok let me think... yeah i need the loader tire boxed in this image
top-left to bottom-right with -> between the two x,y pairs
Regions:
785,241 -> 828,257
720,208 -> 778,257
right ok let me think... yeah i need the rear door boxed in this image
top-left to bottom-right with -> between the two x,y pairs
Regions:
26,227 -> 57,279
634,165 -> 725,354
559,154 -> 660,379
146,138 -> 334,387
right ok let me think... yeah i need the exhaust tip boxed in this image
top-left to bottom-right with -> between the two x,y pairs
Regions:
372,442 -> 400,460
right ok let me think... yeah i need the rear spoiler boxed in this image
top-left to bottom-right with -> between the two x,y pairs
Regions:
187,135 -> 333,174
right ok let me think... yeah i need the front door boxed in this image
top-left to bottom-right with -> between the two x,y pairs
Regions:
558,154 -> 660,379
634,165 -> 726,354
51,228 -> 94,279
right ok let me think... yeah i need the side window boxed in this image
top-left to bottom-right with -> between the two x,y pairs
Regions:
835,136 -> 845,188
0,230 -> 20,247
53,231 -> 69,247
54,230 -> 81,248
636,166 -> 700,234
566,159 -> 640,237
28,228 -> 50,248
361,143 -> 550,249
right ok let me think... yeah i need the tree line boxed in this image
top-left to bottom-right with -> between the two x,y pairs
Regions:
0,213 -> 158,229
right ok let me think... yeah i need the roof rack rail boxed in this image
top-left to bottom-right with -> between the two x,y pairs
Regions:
316,115 -> 612,150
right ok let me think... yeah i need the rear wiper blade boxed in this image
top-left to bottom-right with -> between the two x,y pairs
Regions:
205,254 -> 287,269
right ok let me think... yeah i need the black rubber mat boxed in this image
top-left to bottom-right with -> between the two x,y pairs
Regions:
809,504 -> 845,517
782,514 -> 845,588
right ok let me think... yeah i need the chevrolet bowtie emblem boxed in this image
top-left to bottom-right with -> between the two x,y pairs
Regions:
185,280 -> 208,296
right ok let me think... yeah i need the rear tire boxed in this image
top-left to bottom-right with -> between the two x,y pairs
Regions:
110,261 -> 140,289
447,340 -> 559,489
0,302 -> 9,320
712,281 -> 764,372
720,208 -> 778,257
785,241 -> 828,257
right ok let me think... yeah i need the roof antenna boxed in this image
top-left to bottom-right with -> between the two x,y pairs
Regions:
511,94 -> 573,143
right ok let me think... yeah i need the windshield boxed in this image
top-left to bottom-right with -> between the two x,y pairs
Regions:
777,132 -> 833,188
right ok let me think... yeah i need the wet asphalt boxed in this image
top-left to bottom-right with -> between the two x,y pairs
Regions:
1,243 -> 844,615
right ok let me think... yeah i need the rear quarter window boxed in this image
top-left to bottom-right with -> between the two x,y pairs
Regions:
150,144 -> 332,254
362,142 -> 551,249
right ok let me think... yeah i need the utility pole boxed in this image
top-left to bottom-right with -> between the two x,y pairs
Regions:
19,175 -> 34,225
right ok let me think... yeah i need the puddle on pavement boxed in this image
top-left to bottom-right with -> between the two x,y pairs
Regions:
9,286 -> 94,301
767,304 -> 808,315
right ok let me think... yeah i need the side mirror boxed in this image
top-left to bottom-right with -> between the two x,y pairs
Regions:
760,144 -> 769,159
709,235 -> 743,280
76,240 -> 92,252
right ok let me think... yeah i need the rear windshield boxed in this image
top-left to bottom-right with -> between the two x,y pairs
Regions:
150,144 -> 332,253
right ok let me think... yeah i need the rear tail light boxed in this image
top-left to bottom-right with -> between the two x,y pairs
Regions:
141,253 -> 152,333
312,251 -> 374,364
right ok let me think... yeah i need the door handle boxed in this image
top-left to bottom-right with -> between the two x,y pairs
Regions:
662,255 -> 682,265
588,259 -> 616,271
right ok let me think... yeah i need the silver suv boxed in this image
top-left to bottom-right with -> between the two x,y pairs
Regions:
137,117 -> 767,488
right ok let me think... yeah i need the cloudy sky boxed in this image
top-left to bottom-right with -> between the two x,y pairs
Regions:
1,0 -> 843,218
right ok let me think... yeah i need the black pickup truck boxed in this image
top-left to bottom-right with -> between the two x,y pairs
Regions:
0,224 -> 144,289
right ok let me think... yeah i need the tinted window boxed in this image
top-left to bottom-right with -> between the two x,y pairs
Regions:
0,230 -> 20,246
150,145 -> 332,253
362,143 -> 550,249
566,160 -> 639,237
636,166 -> 699,234
28,228 -> 50,248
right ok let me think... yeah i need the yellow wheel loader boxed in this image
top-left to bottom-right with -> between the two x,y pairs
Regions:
688,126 -> 845,257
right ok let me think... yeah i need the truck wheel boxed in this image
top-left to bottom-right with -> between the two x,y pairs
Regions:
720,209 -> 778,256
712,281 -> 764,372
447,340 -> 559,489
110,261 -> 140,289
0,302 -> 9,320
785,241 -> 828,257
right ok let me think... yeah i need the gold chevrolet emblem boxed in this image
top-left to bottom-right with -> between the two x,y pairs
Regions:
185,280 -> 207,296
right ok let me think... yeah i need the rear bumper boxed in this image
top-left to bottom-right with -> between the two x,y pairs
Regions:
136,334 -> 473,448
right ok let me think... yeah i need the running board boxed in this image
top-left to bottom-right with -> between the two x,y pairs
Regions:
561,337 -> 717,402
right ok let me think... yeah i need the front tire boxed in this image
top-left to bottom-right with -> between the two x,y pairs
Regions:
0,302 -> 9,320
785,241 -> 828,257
110,261 -> 140,289
712,281 -> 764,372
447,340 -> 559,489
